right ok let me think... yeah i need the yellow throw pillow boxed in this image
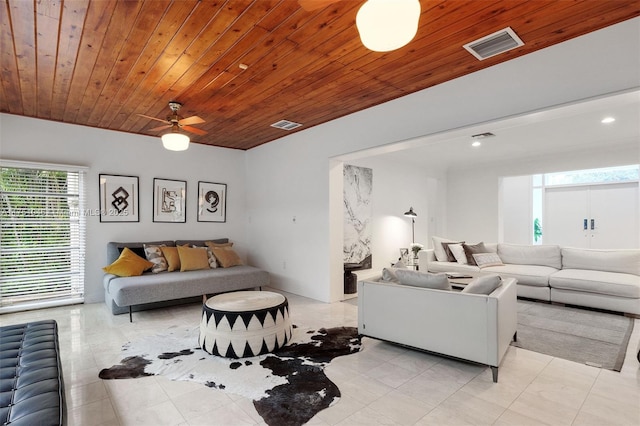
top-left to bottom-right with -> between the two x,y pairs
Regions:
211,246 -> 243,268
178,246 -> 211,272
161,246 -> 181,272
205,241 -> 233,250
103,247 -> 154,277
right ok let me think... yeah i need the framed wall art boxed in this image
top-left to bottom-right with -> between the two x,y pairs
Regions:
198,181 -> 227,222
99,174 -> 139,222
153,178 -> 186,223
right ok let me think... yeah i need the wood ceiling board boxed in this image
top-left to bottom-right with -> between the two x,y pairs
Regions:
8,0 -> 36,116
1,0 -> 639,150
0,1 -> 23,113
35,0 -> 62,118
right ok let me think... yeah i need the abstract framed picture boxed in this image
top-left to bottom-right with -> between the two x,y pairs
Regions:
198,181 -> 227,222
153,178 -> 186,223
99,174 -> 139,222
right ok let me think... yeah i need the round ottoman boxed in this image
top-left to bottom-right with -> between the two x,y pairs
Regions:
199,291 -> 292,358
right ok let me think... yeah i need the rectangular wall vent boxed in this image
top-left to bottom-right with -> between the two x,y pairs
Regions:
270,119 -> 302,131
463,27 -> 524,60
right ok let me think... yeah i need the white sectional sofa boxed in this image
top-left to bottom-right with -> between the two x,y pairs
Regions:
358,277 -> 518,382
420,241 -> 640,316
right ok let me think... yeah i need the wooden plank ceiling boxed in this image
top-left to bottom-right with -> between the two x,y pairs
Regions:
1,0 -> 639,150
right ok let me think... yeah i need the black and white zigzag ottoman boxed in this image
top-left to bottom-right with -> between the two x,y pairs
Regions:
199,291 -> 293,358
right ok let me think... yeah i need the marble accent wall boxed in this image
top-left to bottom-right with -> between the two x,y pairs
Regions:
343,165 -> 372,269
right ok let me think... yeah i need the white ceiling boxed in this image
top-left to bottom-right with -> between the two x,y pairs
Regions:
368,89 -> 640,171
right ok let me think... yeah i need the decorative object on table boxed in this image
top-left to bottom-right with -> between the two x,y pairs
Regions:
99,325 -> 362,426
399,248 -> 409,264
343,164 -> 373,270
197,181 -> 226,222
153,178 -> 186,222
410,242 -> 424,260
404,207 -> 417,243
99,174 -> 139,222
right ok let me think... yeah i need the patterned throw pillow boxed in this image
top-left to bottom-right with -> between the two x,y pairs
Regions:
472,252 -> 504,268
144,244 -> 168,273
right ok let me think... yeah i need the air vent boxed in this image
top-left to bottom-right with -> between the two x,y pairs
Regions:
463,27 -> 524,60
270,119 -> 302,131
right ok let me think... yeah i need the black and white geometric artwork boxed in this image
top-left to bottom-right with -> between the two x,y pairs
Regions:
98,174 -> 139,222
343,164 -> 373,269
99,326 -> 362,426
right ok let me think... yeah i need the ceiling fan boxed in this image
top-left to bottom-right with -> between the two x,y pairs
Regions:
138,101 -> 207,136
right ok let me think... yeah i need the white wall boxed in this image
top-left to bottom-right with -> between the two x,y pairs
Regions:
343,156 -> 444,274
445,144 -> 639,244
0,114 -> 248,303
246,18 -> 640,302
500,175 -> 532,244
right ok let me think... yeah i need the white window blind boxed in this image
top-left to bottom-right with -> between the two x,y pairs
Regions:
0,161 -> 86,312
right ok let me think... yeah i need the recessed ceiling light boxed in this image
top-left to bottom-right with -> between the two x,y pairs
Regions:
601,117 -> 615,124
472,141 -> 482,147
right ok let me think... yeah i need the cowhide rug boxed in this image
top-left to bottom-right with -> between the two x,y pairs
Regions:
99,326 -> 361,426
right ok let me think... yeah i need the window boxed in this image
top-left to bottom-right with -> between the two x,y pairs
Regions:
0,160 -> 86,313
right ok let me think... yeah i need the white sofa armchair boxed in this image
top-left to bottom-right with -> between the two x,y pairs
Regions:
420,241 -> 640,316
357,277 -> 518,382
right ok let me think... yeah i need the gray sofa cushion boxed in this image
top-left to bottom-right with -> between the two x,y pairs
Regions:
105,265 -> 269,307
498,243 -> 561,269
107,241 -> 175,264
395,269 -> 451,290
549,269 -> 640,298
561,248 -> 640,276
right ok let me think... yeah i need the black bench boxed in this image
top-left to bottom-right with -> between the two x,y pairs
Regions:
0,320 -> 66,425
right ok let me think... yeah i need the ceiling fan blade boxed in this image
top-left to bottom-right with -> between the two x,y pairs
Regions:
298,0 -> 341,12
178,115 -> 205,126
148,124 -> 172,132
136,113 -> 168,123
182,125 -> 208,136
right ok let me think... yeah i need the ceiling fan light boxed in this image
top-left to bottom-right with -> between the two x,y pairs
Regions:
356,0 -> 421,52
161,132 -> 190,151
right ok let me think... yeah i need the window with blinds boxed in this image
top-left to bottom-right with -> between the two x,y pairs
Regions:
0,161 -> 86,312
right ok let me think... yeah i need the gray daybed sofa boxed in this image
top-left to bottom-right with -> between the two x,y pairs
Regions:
103,239 -> 269,321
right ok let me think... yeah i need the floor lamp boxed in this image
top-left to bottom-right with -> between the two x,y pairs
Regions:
404,207 -> 417,244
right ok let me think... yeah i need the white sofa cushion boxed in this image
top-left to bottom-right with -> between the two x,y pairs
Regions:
483,264 -> 558,287
462,274 -> 502,295
427,260 -> 480,274
498,243 -> 561,269
561,248 -> 640,276
395,269 -> 451,290
549,269 -> 640,298
432,236 -> 453,262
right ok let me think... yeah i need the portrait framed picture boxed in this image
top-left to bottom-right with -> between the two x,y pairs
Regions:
99,174 -> 139,222
153,178 -> 186,223
399,248 -> 409,264
198,181 -> 227,222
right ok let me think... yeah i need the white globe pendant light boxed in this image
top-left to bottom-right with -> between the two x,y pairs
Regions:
161,131 -> 190,151
356,0 -> 421,52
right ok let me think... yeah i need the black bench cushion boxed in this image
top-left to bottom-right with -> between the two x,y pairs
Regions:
0,320 -> 65,426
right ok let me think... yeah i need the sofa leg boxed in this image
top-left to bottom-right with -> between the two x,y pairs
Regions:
513,331 -> 517,342
491,366 -> 498,383
129,306 -> 132,323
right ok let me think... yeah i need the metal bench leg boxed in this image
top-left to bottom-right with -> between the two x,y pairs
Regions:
129,306 -> 132,323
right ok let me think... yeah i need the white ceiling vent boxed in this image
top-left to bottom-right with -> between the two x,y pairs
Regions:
463,27 -> 524,60
270,119 -> 302,131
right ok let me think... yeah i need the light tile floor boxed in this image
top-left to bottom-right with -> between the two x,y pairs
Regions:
2,289 -> 639,426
